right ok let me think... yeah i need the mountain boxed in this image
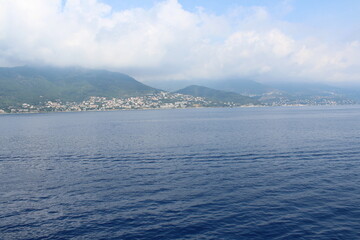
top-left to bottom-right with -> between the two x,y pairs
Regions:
258,82 -> 356,105
144,80 -> 195,92
175,85 -> 260,105
268,82 -> 344,96
207,79 -> 274,96
147,78 -> 273,95
207,79 -> 356,105
0,66 -> 159,108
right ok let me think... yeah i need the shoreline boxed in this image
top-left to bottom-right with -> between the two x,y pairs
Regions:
0,103 -> 357,116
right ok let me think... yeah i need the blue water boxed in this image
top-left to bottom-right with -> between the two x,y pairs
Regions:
1,106 -> 360,239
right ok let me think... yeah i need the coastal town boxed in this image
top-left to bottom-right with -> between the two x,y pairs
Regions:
0,91 -> 355,114
1,92 -> 241,114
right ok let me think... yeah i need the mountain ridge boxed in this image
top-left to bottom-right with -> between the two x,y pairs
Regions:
0,66 -> 357,111
175,85 -> 260,105
0,66 -> 160,108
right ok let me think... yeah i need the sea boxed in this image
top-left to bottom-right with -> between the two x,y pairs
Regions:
1,106 -> 360,239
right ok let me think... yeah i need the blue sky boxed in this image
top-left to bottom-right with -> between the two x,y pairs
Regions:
1,0 -> 360,84
100,0 -> 360,24
100,0 -> 360,40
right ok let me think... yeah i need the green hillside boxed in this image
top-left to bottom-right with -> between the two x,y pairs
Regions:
208,79 -> 273,95
0,66 -> 159,108
175,85 -> 260,105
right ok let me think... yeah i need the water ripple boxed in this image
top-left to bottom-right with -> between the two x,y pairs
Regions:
2,107 -> 360,239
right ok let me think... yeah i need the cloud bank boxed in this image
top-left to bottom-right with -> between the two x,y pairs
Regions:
0,0 -> 359,84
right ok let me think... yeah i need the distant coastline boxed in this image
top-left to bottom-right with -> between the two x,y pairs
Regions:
1,101 -> 354,115
0,91 -> 262,114
1,66 -> 357,114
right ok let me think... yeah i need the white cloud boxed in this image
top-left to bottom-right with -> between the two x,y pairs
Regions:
0,0 -> 359,84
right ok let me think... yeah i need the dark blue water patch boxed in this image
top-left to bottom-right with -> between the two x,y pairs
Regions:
1,106 -> 360,239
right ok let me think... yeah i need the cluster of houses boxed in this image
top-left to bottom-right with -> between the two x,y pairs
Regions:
6,92 -> 215,113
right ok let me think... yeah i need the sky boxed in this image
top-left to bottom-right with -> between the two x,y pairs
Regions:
1,0 -> 360,85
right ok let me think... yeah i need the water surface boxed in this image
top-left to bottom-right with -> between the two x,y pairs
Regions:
1,106 -> 360,239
